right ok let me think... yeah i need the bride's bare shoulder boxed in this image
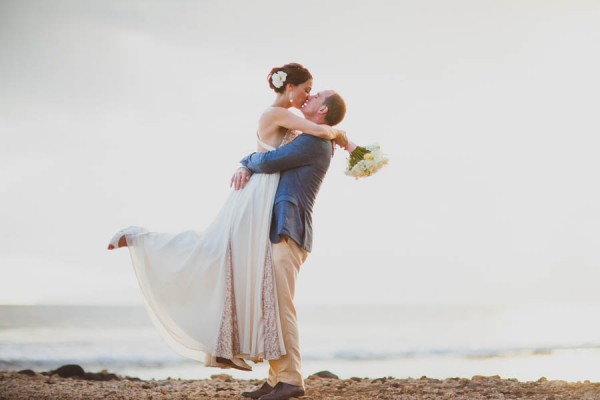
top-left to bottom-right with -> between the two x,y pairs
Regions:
259,108 -> 289,134
258,107 -> 287,145
260,106 -> 291,121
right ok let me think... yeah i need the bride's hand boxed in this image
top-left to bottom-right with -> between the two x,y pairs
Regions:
231,167 -> 252,190
333,129 -> 349,149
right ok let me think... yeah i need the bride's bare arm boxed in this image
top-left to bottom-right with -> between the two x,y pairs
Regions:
263,107 -> 342,140
340,139 -> 356,152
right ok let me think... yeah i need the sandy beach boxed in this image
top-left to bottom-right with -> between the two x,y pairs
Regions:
2,366 -> 600,400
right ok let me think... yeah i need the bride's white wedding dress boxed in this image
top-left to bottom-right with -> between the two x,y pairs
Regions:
114,133 -> 296,368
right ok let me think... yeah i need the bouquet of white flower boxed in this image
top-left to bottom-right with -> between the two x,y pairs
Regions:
345,143 -> 389,179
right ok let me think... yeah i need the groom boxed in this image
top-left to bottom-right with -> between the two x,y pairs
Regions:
232,90 -> 348,400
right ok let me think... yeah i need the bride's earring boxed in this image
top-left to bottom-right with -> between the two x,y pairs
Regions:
289,96 -> 294,103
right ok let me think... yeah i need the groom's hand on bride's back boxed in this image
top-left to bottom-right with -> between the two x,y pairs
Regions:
231,167 -> 253,190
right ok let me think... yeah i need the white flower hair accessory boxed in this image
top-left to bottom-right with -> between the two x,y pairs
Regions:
271,71 -> 287,89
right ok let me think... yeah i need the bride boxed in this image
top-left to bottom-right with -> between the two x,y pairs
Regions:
107,63 -> 347,371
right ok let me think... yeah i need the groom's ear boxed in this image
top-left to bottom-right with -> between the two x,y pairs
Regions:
318,105 -> 329,115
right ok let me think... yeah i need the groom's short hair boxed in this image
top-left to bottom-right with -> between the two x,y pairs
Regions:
323,92 -> 346,126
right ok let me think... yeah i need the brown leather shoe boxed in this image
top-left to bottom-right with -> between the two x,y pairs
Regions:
259,382 -> 305,400
242,382 -> 274,398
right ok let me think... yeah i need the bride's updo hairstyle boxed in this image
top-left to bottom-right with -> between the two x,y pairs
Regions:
267,63 -> 313,93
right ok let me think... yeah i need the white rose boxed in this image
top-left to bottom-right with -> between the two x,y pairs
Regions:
271,71 -> 287,88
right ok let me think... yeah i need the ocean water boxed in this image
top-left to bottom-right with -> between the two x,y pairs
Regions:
1,303 -> 600,382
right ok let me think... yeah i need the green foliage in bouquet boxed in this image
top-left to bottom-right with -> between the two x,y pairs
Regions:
348,146 -> 371,170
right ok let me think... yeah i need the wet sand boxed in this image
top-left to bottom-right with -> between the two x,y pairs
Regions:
2,367 -> 600,399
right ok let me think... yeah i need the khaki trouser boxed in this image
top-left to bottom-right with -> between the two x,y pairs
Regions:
267,236 -> 308,388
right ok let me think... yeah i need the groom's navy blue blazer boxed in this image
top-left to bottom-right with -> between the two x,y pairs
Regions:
240,134 -> 333,252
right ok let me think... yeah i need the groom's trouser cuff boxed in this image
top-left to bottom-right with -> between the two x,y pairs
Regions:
267,236 -> 308,388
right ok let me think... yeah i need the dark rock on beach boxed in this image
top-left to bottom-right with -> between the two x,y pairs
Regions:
47,364 -> 121,381
84,370 -> 121,381
309,370 -> 340,379
50,364 -> 85,378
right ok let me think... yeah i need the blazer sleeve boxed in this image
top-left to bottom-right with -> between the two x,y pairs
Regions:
240,136 -> 322,174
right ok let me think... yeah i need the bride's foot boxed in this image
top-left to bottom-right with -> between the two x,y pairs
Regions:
107,235 -> 127,250
107,226 -> 147,250
216,356 -> 252,371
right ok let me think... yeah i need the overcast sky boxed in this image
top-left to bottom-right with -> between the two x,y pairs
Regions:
1,0 -> 599,306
